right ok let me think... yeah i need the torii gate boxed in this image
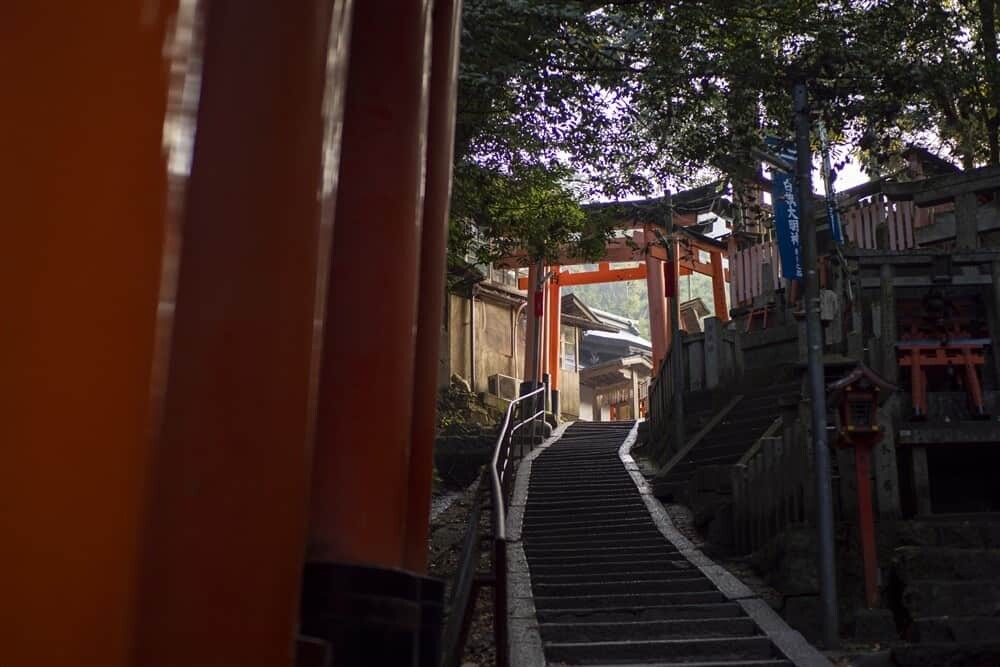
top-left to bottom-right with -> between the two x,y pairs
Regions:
498,215 -> 730,414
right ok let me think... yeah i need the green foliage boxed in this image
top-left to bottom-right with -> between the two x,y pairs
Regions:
449,0 -> 999,291
457,0 -> 999,190
449,161 -> 616,266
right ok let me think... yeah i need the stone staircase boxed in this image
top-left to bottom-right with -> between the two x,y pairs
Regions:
520,421 -> 806,665
653,381 -> 801,502
890,514 -> 1000,666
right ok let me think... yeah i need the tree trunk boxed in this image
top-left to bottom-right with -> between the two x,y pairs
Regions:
979,0 -> 1000,165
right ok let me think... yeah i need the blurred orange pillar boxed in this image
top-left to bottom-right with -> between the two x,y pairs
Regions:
404,0 -> 463,574
309,0 -> 433,569
0,4 -> 180,665
132,3 -> 353,666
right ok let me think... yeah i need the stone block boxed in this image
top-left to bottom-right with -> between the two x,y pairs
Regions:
851,607 -> 897,642
892,641 -> 1000,667
782,594 -> 823,643
912,617 -> 1000,643
894,546 -> 1000,583
896,521 -> 939,548
902,580 -> 1000,618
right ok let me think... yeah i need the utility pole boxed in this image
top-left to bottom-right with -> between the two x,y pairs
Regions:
794,80 -> 839,648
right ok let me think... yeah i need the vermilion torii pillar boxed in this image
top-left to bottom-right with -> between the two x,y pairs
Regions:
547,266 -> 563,415
309,0 -> 430,569
405,0 -> 463,575
134,3 -> 354,665
523,261 -> 543,385
645,227 -> 670,373
711,247 -> 730,321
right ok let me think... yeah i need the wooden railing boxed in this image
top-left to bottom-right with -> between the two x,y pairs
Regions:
730,423 -> 814,555
648,317 -> 739,446
729,240 -> 782,308
843,195 -> 919,251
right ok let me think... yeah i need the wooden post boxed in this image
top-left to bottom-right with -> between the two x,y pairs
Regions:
703,317 -> 723,389
874,403 -> 902,519
955,192 -> 979,249
631,367 -> 641,420
404,0 -> 462,574
711,250 -> 730,321
879,263 -> 898,384
991,261 -> 1000,383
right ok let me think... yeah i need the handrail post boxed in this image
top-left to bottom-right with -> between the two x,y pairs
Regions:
493,537 -> 508,667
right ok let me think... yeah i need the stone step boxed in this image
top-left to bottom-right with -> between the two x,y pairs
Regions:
523,532 -> 668,549
580,661 -> 791,667
533,590 -> 727,610
522,516 -> 653,532
543,635 -> 776,664
522,509 -> 651,524
532,568 -> 701,584
538,617 -> 757,642
535,602 -> 745,624
897,519 -> 1000,549
522,498 -> 645,512
533,577 -> 716,597
526,559 -> 695,577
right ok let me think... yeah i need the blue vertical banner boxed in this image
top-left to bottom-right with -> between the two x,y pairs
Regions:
765,137 -> 803,280
817,121 -> 844,244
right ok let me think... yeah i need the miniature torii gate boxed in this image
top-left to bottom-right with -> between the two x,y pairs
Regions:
498,221 -> 730,412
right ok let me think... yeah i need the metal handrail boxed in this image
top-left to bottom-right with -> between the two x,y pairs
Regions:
440,385 -> 547,667
490,384 -> 545,541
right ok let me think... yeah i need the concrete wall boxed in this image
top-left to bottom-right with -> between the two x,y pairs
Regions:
447,293 -> 520,394
445,290 -> 582,418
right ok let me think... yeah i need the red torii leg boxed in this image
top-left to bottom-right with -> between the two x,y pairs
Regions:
524,263 -> 541,384
548,266 -> 563,416
645,228 -> 669,373
711,250 -> 730,322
